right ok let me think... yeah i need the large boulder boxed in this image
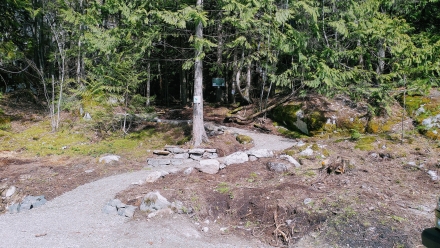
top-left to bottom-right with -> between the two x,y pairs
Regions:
222,152 -> 249,166
140,191 -> 171,212
196,159 -> 220,174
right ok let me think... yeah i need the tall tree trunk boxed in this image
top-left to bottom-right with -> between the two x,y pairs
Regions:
146,61 -> 151,107
217,11 -> 224,103
231,49 -> 237,104
192,0 -> 208,147
180,66 -> 187,106
376,38 -> 385,75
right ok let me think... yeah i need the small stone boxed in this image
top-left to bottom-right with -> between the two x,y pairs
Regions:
189,149 -> 205,155
184,167 -> 193,175
140,191 -> 171,212
279,155 -> 301,167
147,208 -> 174,218
174,153 -> 190,159
145,171 -> 164,183
304,198 -> 313,205
249,155 -> 258,162
8,203 -> 21,213
123,205 -> 137,218
5,186 -> 16,198
190,154 -> 203,161
267,162 -> 290,172
202,227 -> 209,232
84,169 -> 94,173
299,148 -> 313,156
427,170 -> 438,181
165,146 -> 188,154
220,227 -> 228,232
99,155 -> 120,164
247,149 -> 274,158
153,150 -> 171,156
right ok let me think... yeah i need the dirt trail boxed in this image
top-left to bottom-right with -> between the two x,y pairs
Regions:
0,127 -> 293,248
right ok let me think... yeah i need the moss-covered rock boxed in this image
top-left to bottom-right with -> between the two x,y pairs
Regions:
271,103 -> 326,135
397,91 -> 440,140
236,134 -> 253,144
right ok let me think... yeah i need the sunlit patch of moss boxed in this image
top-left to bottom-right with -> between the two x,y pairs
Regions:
277,126 -> 304,139
400,95 -> 431,117
236,134 -> 253,144
0,120 -> 190,158
354,136 -> 376,151
306,111 -> 326,132
338,117 -> 366,133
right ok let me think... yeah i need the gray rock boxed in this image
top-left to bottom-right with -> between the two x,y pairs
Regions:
20,195 -> 47,211
170,201 -> 188,214
83,112 -> 92,121
99,155 -> 120,164
304,198 -> 313,205
249,155 -> 258,162
203,152 -> 218,159
173,153 -> 190,159
279,155 -> 301,167
428,170 -> 439,181
5,186 -> 16,198
140,191 -> 171,212
102,204 -> 118,215
84,169 -> 94,173
8,203 -> 20,214
165,146 -> 188,154
299,148 -> 313,156
196,159 -> 220,174
184,167 -> 194,175
189,149 -> 205,155
147,208 -> 174,218
147,158 -> 171,167
202,227 -> 209,232
190,154 -> 203,161
153,150 -> 171,156
224,152 -> 249,166
122,205 -> 137,218
204,149 -> 217,153
109,199 -> 125,208
267,162 -> 289,172
145,171 -> 163,183
247,149 -> 274,158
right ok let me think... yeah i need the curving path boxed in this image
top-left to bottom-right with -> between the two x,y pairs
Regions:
0,127 -> 296,248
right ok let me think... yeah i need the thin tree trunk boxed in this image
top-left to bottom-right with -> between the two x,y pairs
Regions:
146,61 -> 151,107
377,38 -> 385,75
192,0 -> 208,147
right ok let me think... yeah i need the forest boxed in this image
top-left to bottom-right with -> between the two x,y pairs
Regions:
1,0 -> 440,143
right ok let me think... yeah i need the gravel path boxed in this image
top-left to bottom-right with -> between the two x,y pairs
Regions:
0,127 -> 295,248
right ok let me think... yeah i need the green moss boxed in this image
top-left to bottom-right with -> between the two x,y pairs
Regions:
0,120 -> 188,158
271,104 -> 303,131
354,136 -> 376,151
277,127 -> 304,139
305,111 -> 326,132
236,134 -> 253,144
338,117 -> 366,133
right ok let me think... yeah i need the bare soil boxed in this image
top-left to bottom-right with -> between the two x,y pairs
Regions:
1,97 -> 439,247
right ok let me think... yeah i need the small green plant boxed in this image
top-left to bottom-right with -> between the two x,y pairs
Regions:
391,215 -> 406,223
216,182 -> 230,194
247,172 -> 258,183
350,129 -> 361,140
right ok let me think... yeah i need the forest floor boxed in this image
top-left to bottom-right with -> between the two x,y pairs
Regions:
1,95 -> 439,247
